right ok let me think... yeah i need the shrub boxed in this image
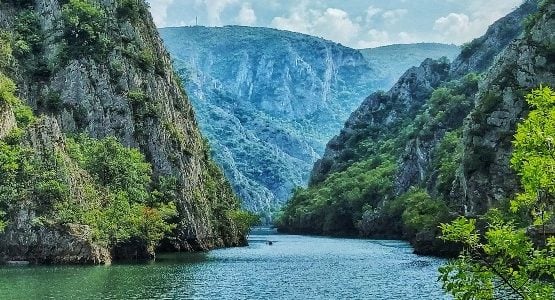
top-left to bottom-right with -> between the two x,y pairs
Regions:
13,10 -> 41,57
61,0 -> 110,56
137,49 -> 154,71
227,210 -> 260,236
116,0 -> 147,23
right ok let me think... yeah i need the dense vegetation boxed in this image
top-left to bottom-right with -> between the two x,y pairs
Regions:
0,71 -> 178,251
440,87 -> 555,299
277,73 -> 479,242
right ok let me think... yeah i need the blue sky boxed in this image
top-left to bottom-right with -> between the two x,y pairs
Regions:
146,0 -> 524,48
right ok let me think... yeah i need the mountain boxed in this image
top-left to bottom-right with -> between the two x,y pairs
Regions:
0,0 -> 249,264
277,0 -> 550,255
360,43 -> 460,87
160,26 -> 460,218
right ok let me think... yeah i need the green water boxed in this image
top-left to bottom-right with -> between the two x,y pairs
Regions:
0,229 -> 449,299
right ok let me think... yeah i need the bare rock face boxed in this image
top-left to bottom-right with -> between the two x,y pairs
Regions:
0,103 -> 15,139
160,27 -> 460,218
450,0 -> 538,77
458,3 -> 555,215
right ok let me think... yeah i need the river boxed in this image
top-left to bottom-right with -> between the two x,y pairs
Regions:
0,228 -> 449,299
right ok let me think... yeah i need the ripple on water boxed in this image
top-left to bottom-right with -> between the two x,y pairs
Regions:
0,230 -> 450,299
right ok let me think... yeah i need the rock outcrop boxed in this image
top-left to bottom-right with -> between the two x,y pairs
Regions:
458,1 -> 555,215
0,0 -> 246,263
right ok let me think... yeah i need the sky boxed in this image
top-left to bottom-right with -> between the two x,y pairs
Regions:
146,0 -> 525,48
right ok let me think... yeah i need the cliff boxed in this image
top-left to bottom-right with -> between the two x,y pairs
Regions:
160,26 -> 460,218
278,0 -> 551,256
0,0 -> 247,264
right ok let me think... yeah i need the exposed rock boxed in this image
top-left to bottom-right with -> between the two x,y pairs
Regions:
458,2 -> 555,215
311,58 -> 451,184
0,103 -> 15,139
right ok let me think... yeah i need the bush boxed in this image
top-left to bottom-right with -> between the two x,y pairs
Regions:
227,210 -> 260,236
13,10 -> 41,57
0,32 -> 13,70
61,0 -> 110,56
116,0 -> 147,23
434,130 -> 463,197
0,72 -> 36,127
137,49 -> 154,71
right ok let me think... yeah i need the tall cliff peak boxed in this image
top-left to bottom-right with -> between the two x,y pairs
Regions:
0,0 -> 248,263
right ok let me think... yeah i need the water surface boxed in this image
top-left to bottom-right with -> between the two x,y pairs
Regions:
0,229 -> 448,299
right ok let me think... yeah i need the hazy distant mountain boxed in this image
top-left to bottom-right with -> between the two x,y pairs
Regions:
160,26 -> 460,218
360,43 -> 460,87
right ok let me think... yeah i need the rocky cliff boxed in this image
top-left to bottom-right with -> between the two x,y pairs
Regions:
0,0 -> 247,264
278,0 -> 551,256
458,0 -> 555,215
160,26 -> 460,218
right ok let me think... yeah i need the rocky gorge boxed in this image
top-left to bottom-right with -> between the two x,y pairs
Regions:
160,26 -> 459,218
277,0 -> 555,256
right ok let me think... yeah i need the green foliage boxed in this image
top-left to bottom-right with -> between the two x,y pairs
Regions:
137,49 -> 155,71
164,121 -> 186,146
278,158 -> 396,234
510,86 -> 555,224
67,135 -> 152,203
61,0 -> 110,56
399,188 -> 448,233
127,89 -> 148,104
439,88 -> 555,299
0,31 -> 13,70
116,0 -> 147,23
56,135 -> 178,247
12,10 -> 41,58
434,130 -> 463,197
227,210 -> 260,236
0,72 -> 36,127
440,215 -> 555,299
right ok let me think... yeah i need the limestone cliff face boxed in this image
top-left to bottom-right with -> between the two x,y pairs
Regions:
458,2 -> 555,215
450,0 -> 538,77
0,0 -> 245,263
160,26 -> 459,217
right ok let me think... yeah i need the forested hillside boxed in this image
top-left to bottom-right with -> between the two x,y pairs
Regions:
277,0 -> 552,256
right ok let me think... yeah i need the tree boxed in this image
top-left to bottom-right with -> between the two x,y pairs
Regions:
439,87 -> 555,300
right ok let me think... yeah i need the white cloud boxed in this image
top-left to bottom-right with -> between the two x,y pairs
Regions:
382,9 -> 408,25
272,6 -> 359,46
312,8 -> 360,45
148,0 -> 174,27
203,0 -> 238,26
434,13 -> 470,36
357,29 -> 390,48
236,3 -> 257,25
147,0 -> 526,48
365,6 -> 383,23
